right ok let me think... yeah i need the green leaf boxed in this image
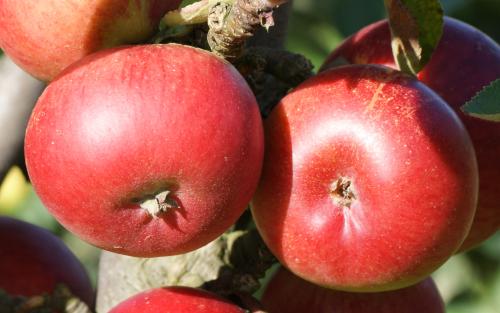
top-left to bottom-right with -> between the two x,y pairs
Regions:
384,0 -> 444,75
461,79 -> 500,122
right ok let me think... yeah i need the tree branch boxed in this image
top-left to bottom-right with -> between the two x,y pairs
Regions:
208,0 -> 290,60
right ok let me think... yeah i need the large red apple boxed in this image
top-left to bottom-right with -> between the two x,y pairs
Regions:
0,0 -> 181,81
321,17 -> 500,251
25,44 -> 264,257
262,267 -> 445,313
251,65 -> 477,291
0,216 -> 94,306
109,287 -> 245,313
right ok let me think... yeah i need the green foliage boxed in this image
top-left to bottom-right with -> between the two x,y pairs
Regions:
462,79 -> 500,122
384,0 -> 444,75
180,0 -> 198,6
285,11 -> 343,70
450,0 -> 500,42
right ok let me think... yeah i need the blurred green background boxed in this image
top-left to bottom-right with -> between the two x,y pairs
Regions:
287,0 -> 500,70
1,0 -> 499,312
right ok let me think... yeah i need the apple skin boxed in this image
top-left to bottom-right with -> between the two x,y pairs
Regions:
25,44 -> 264,257
251,65 -> 477,292
0,216 -> 94,306
262,267 -> 445,313
321,17 -> 500,252
109,287 -> 245,313
0,0 -> 182,81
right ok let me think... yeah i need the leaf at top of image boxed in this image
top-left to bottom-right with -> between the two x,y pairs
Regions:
461,79 -> 500,122
384,0 -> 443,75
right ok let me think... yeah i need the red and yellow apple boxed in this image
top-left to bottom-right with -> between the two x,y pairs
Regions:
25,44 -> 264,257
251,65 -> 477,291
109,287 -> 245,313
0,0 -> 182,81
262,267 -> 445,313
321,17 -> 500,251
0,216 -> 94,306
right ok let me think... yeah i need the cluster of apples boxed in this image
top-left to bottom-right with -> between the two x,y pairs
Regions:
1,0 -> 499,311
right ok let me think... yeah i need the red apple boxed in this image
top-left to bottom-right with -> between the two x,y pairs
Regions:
251,65 -> 477,291
321,17 -> 500,251
109,287 -> 245,313
262,267 -> 445,313
25,44 -> 264,257
0,0 -> 182,81
0,216 -> 94,306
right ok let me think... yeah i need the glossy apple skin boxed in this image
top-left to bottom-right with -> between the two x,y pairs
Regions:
0,217 -> 94,306
321,17 -> 500,252
109,287 -> 245,313
0,0 -> 181,81
262,267 -> 445,313
25,44 -> 264,257
251,65 -> 477,291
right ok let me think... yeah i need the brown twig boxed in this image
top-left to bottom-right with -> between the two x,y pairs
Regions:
207,0 -> 288,60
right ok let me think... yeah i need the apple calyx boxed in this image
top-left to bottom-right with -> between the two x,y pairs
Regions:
330,177 -> 356,208
139,190 -> 180,217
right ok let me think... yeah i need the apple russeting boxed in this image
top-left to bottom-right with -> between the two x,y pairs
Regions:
0,0 -> 182,81
321,17 -> 500,251
0,216 -> 94,306
251,64 -> 478,292
262,267 -> 445,313
24,44 -> 264,257
109,287 -> 246,312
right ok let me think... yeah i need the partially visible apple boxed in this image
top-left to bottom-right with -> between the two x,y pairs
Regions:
262,267 -> 445,313
251,65 -> 477,291
321,17 -> 500,251
0,216 -> 94,306
109,287 -> 245,313
0,0 -> 182,81
25,44 -> 264,257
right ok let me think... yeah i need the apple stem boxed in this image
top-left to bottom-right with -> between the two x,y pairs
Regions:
330,177 -> 356,208
139,190 -> 180,217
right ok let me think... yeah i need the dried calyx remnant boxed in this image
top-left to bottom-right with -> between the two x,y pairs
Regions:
203,229 -> 277,296
138,190 -> 181,217
330,177 -> 357,208
207,0 -> 285,60
235,47 -> 314,117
